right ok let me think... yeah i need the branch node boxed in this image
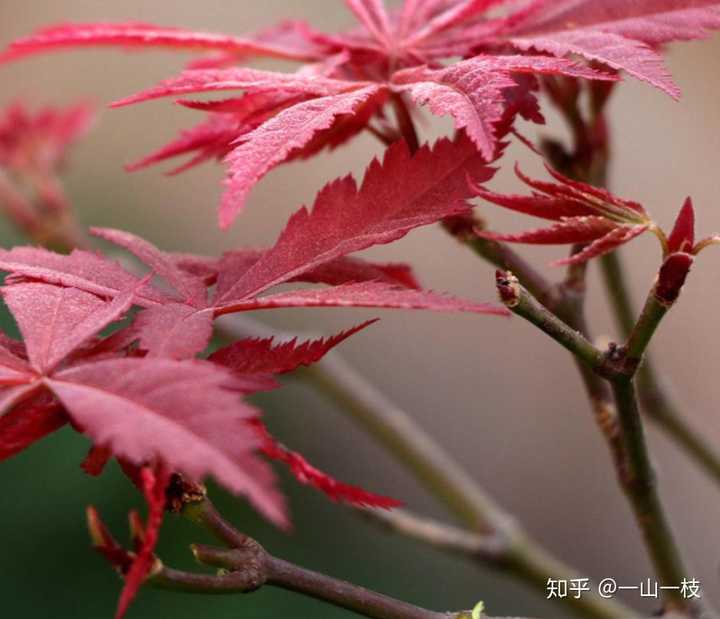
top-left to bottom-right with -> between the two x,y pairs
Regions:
495,270 -> 521,307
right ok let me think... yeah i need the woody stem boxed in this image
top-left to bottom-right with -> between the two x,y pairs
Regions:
599,250 -> 720,486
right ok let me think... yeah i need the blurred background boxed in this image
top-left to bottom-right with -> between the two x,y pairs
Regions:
1,2 -> 719,618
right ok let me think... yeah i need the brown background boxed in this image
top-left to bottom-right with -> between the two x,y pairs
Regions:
0,2 -> 719,618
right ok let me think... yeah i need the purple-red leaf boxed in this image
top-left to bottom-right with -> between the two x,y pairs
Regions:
86,505 -> 134,574
252,418 -> 400,508
477,216 -> 617,245
91,227 -> 207,307
47,358 -> 286,526
0,247 -> 169,307
552,225 -> 649,265
115,466 -> 169,619
0,400 -> 66,462
210,321 -> 376,376
216,134 -> 496,303
219,85 -> 387,228
215,282 -> 508,317
392,63 -> 516,160
294,257 -> 421,289
0,343 -> 34,387
393,55 -> 614,158
111,68 -> 361,108
214,253 -> 421,296
345,0 -> 394,47
0,22 -> 323,64
81,445 -> 112,476
499,0 -> 720,98
474,161 -> 654,263
133,304 -> 213,360
125,113 -> 243,174
2,283 -> 135,374
402,0 -> 503,46
0,101 -> 94,177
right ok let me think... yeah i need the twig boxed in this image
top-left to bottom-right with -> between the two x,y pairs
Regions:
600,250 -> 720,485
166,495 -> 637,619
599,252 -> 636,337
174,496 -> 464,619
267,556 -> 448,619
301,356 -> 512,535
555,245 -> 626,473
495,271 -> 612,376
497,272 -> 704,616
360,507 -> 505,559
219,316 -> 638,619
609,378 -> 696,615
219,315 -> 511,535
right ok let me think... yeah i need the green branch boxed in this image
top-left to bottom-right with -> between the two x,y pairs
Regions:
609,379 -> 700,616
497,270 -> 705,616
495,271 -> 611,376
221,316 -> 636,619
600,250 -> 720,486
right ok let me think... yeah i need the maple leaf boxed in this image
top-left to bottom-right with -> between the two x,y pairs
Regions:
0,3 -> 648,224
115,466 -> 169,619
0,101 -> 93,175
0,246 -> 171,307
0,279 -> 399,516
132,303 -> 214,360
194,251 -> 421,291
491,0 -> 720,99
209,320 -> 377,377
251,418 -> 401,509
291,256 -> 420,289
473,162 -> 655,264
47,358 -> 286,525
0,21 -> 327,64
214,281 -> 506,316
3,282 -> 135,374
0,101 -> 94,232
109,61 -> 606,226
0,339 -> 35,388
86,505 -> 135,574
392,54 -> 610,158
0,399 -> 66,462
214,134 -> 501,302
90,227 -> 207,307
0,281 -> 286,526
81,444 -> 113,476
86,466 -> 171,619
217,85 -> 388,228
0,135 -> 508,356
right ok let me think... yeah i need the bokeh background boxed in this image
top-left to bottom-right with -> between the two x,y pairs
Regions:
1,2 -> 719,618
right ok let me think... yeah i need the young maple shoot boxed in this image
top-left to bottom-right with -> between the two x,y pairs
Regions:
1,2 -> 720,619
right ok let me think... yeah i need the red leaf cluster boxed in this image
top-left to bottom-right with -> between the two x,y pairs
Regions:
0,132 -> 508,617
473,163 -> 655,264
26,2 -> 720,225
2,3 -> 719,615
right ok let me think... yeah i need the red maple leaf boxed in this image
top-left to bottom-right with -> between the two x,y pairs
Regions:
0,281 -> 287,527
0,133 -> 510,550
4,1 -> 685,225
0,101 -> 94,234
85,465 -> 171,619
0,134 -> 508,360
473,162 -> 656,264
